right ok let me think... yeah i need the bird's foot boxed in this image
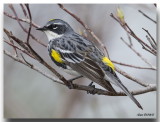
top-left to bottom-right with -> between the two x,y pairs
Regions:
67,81 -> 74,89
87,82 -> 97,95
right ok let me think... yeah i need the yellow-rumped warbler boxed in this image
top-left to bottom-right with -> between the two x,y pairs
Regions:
37,19 -> 143,109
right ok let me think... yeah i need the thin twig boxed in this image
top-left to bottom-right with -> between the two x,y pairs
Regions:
127,33 -> 133,46
4,28 -> 73,89
4,28 -> 29,51
142,28 -> 157,47
146,35 -> 157,50
112,60 -> 156,70
68,75 -> 83,82
20,4 -> 28,18
4,35 -> 18,57
58,4 -> 110,58
5,7 -> 47,47
20,53 -> 33,68
138,10 -> 157,24
120,37 -> 156,69
110,13 -> 157,55
4,49 -> 64,85
125,23 -> 156,55
25,4 -> 32,44
4,39 -> 35,59
115,67 -> 150,87
4,11 -> 38,28
8,4 -> 26,32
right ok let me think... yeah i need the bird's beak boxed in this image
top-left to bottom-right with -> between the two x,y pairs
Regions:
36,26 -> 46,31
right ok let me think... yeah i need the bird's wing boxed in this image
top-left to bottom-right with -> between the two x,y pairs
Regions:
55,46 -> 104,80
50,36 -> 116,92
68,56 -> 116,92
51,33 -> 94,63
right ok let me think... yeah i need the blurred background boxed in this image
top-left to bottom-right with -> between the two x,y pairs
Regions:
4,4 -> 156,118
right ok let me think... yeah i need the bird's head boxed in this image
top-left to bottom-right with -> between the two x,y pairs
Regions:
37,19 -> 73,40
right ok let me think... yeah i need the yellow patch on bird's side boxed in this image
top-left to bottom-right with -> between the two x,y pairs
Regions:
102,57 -> 115,71
51,49 -> 63,63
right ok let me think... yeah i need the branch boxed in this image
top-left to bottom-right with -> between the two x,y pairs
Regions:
73,83 -> 156,96
4,39 -> 35,59
138,10 -> 157,24
110,13 -> 157,55
6,5 -> 47,47
58,4 -> 110,58
4,28 -> 29,51
4,49 -> 64,85
4,11 -> 38,28
127,33 -> 133,46
145,35 -> 157,50
115,67 -> 150,87
8,4 -> 27,32
142,28 -> 157,49
4,28 -> 73,89
4,49 -> 156,96
112,60 -> 156,70
120,37 -> 156,69
4,34 -> 18,57
20,4 -> 28,18
24,4 -> 32,43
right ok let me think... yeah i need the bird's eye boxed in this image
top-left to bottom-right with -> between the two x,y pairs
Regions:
52,24 -> 58,29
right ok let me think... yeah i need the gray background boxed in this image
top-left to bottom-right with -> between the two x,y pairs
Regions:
4,4 -> 156,118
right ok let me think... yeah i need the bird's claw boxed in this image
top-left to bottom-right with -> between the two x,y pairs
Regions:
67,81 -> 74,89
87,82 -> 96,95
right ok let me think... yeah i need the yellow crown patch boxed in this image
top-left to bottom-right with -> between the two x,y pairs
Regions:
49,19 -> 55,21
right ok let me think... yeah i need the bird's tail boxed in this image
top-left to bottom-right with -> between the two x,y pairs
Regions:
103,80 -> 117,93
116,79 -> 143,110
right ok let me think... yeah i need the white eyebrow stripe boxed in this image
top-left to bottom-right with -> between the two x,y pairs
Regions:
54,23 -> 64,25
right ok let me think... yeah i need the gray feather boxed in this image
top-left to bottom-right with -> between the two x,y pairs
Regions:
104,71 -> 143,109
67,57 -> 116,93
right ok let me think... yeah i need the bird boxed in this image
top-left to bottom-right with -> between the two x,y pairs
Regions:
37,19 -> 143,110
